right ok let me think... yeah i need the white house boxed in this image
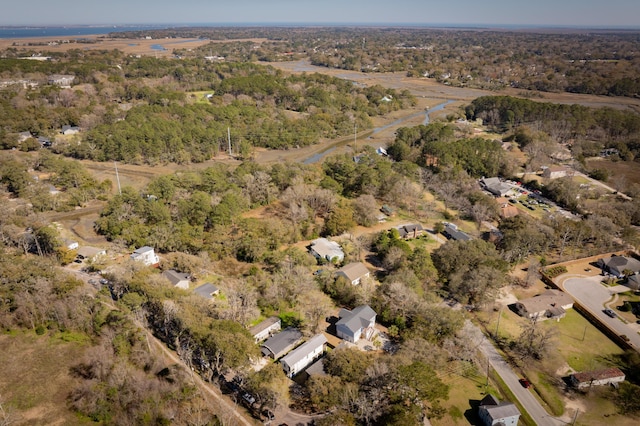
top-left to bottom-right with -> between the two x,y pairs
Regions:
309,238 -> 344,263
335,262 -> 370,285
542,165 -> 572,179
61,125 -> 80,135
249,317 -> 282,343
63,239 -> 79,250
570,367 -> 625,389
478,394 -> 520,426
280,334 -> 327,378
162,270 -> 190,289
130,246 -> 159,266
47,74 -> 75,88
336,305 -> 376,343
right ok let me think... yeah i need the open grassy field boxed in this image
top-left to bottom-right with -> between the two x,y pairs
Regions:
0,331 -> 93,425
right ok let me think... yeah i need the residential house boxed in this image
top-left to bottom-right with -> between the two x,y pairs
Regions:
627,274 -> 640,291
335,262 -> 370,286
597,255 -> 640,278
496,197 -> 519,219
478,394 -> 520,426
442,223 -> 472,242
261,328 -> 303,359
309,238 -> 344,263
514,290 -> 574,322
396,223 -> 425,239
61,125 -> 80,135
48,74 -> 75,88
17,131 -> 32,142
76,246 -> 106,262
280,334 -> 327,378
249,317 -> 282,343
130,246 -> 160,266
570,367 -> 625,389
542,165 -> 572,179
193,283 -> 220,300
336,305 -> 377,343
162,270 -> 190,290
480,177 -> 513,197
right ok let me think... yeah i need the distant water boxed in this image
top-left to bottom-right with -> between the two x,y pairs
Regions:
0,26 -> 168,39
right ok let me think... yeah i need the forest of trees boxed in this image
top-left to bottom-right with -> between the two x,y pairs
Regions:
113,26 -> 640,97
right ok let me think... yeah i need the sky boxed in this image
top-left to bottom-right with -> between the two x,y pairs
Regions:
3,0 -> 640,28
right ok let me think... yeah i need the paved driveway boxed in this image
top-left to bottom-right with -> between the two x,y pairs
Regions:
561,275 -> 640,350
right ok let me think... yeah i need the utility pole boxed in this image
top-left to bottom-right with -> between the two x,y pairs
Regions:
114,161 -> 121,195
354,121 -> 357,153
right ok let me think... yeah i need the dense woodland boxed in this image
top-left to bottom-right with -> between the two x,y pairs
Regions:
3,27 -> 640,425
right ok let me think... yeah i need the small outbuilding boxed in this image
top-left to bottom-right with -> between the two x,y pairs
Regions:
162,270 -> 190,290
193,283 -> 219,300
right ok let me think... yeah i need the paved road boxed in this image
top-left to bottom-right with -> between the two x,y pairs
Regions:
561,275 -> 640,350
472,322 -> 563,426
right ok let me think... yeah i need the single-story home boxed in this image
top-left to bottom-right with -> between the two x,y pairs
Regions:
309,238 -> 344,263
249,317 -> 282,343
442,223 -> 472,242
335,262 -> 370,286
17,131 -> 32,142
162,270 -> 190,290
542,165 -> 573,179
496,197 -> 519,219
514,289 -> 574,322
570,367 -> 625,389
396,223 -> 424,239
597,255 -> 640,278
336,305 -> 377,343
193,283 -> 219,300
280,334 -> 327,378
480,177 -> 513,197
478,394 -> 520,426
261,328 -> 303,359
76,246 -> 106,262
61,125 -> 80,135
130,246 -> 159,266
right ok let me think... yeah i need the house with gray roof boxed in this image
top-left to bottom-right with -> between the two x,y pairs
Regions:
249,317 -> 281,343
162,270 -> 190,289
309,238 -> 344,263
597,255 -> 640,278
193,283 -> 219,300
280,334 -> 327,378
514,289 -> 574,322
442,223 -> 472,242
480,177 -> 513,197
336,305 -> 376,343
130,246 -> 159,266
261,328 -> 303,359
335,262 -> 370,286
478,394 -> 520,426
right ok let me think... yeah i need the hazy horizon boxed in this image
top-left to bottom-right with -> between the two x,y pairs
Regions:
3,1 -> 640,28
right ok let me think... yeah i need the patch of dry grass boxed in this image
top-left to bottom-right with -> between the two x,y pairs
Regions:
0,332 -> 93,425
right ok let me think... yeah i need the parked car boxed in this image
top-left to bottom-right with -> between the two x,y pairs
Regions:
604,309 -> 617,318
